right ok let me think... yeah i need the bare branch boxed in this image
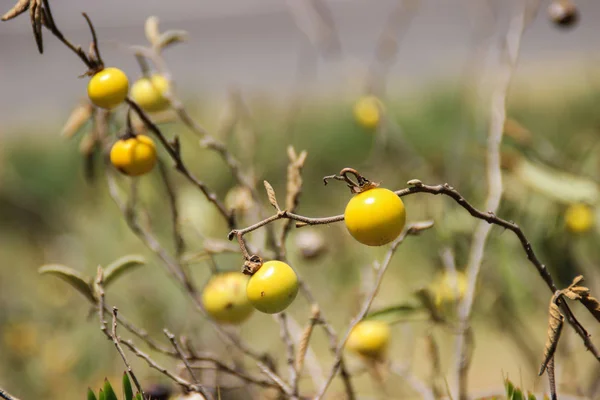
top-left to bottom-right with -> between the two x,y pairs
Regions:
0,388 -> 21,400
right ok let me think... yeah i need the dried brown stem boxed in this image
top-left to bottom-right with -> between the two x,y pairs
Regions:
277,313 -> 299,398
157,160 -> 185,257
164,329 -> 211,399
110,308 -> 146,397
314,222 -> 434,399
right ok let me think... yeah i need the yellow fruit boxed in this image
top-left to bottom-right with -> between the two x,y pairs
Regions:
246,260 -> 299,314
130,74 -> 171,112
109,134 -> 157,176
202,272 -> 254,325
344,187 -> 406,246
565,203 -> 594,233
87,67 -> 129,109
345,320 -> 391,359
353,96 -> 383,130
432,271 -> 468,307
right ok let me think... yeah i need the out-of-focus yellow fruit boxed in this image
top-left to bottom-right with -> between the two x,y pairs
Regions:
246,260 -> 299,314
202,272 -> 254,324
353,96 -> 383,130
431,271 -> 468,307
565,203 -> 594,233
345,320 -> 390,359
130,74 -> 171,112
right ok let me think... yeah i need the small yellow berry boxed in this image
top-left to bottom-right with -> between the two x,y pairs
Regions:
87,67 -> 129,109
202,272 -> 254,325
109,135 -> 157,176
246,260 -> 299,314
353,96 -> 383,130
565,203 -> 594,234
345,320 -> 391,359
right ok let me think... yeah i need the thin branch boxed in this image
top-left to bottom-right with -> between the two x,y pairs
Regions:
314,221 -> 434,399
390,362 -> 436,400
277,313 -> 299,398
110,308 -> 146,397
0,388 -> 21,400
157,160 -> 185,257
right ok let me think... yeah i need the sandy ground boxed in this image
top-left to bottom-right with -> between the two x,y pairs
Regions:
0,0 -> 599,130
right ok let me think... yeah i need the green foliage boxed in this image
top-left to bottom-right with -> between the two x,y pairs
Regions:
505,377 -> 543,400
87,388 -> 98,400
122,373 -> 133,400
87,375 -> 140,400
38,264 -> 95,302
103,255 -> 146,288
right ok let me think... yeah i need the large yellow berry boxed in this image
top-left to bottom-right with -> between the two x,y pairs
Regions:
130,74 -> 171,112
87,67 -> 129,109
345,320 -> 391,359
344,187 -> 406,246
565,203 -> 594,233
109,135 -> 157,176
246,261 -> 299,314
202,272 -> 254,325
353,96 -> 383,130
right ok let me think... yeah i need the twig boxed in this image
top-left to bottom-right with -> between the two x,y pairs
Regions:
277,313 -> 299,398
157,160 -> 185,257
314,221 -> 434,399
164,329 -> 213,399
0,388 -> 20,400
390,362 -> 436,400
110,308 -> 146,397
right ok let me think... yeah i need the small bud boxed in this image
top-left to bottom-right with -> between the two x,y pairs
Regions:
548,0 -> 579,28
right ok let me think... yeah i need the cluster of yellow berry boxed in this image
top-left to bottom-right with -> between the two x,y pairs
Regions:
86,67 -> 172,177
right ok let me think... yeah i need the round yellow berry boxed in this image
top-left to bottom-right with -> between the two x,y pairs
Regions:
432,271 -> 468,307
246,261 -> 299,314
202,272 -> 254,325
109,134 -> 157,176
87,67 -> 129,109
345,320 -> 391,359
130,74 -> 171,112
353,96 -> 383,130
344,187 -> 406,246
565,203 -> 594,234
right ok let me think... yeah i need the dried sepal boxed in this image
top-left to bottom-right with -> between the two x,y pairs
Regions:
1,0 -> 30,21
62,102 -> 93,138
144,16 -> 160,46
29,0 -> 43,53
563,276 -> 600,323
539,293 -> 564,376
263,180 -> 281,212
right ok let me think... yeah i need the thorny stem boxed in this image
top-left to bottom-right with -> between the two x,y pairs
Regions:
314,222 -> 433,400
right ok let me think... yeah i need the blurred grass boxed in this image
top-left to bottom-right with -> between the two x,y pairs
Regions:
1,78 -> 600,399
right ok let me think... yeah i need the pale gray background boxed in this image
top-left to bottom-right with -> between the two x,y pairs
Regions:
0,0 -> 598,130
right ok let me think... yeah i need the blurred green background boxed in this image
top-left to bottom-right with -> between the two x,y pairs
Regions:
2,1 -> 600,399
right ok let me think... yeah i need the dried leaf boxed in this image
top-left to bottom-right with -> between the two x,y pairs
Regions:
1,0 -> 29,21
62,103 -> 93,138
144,16 -> 160,46
38,264 -> 95,302
157,30 -> 188,49
263,180 -> 280,211
539,295 -> 564,376
547,357 -> 557,400
29,0 -> 43,53
103,255 -> 146,287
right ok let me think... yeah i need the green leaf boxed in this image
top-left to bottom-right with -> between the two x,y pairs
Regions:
123,372 -> 133,400
513,387 -> 525,400
103,255 -> 146,287
103,379 -> 118,400
39,264 -> 95,302
134,394 -> 142,400
98,389 -> 105,400
365,303 -> 423,322
87,388 -> 98,400
505,378 -> 515,399
527,392 -> 537,400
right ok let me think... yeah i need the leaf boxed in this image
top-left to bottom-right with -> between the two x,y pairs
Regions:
103,379 -> 118,400
1,0 -> 29,21
562,275 -> 600,323
38,264 -> 95,302
505,378 -> 515,399
285,146 -> 308,212
62,103 -> 93,139
134,394 -> 142,400
513,158 -> 599,204
88,388 -> 98,400
157,30 -> 188,49
98,389 -> 105,400
539,295 -> 564,376
144,16 -> 160,46
103,255 -> 146,287
263,180 -> 281,212
123,372 -> 133,400
365,303 -> 423,322
527,391 -> 537,400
